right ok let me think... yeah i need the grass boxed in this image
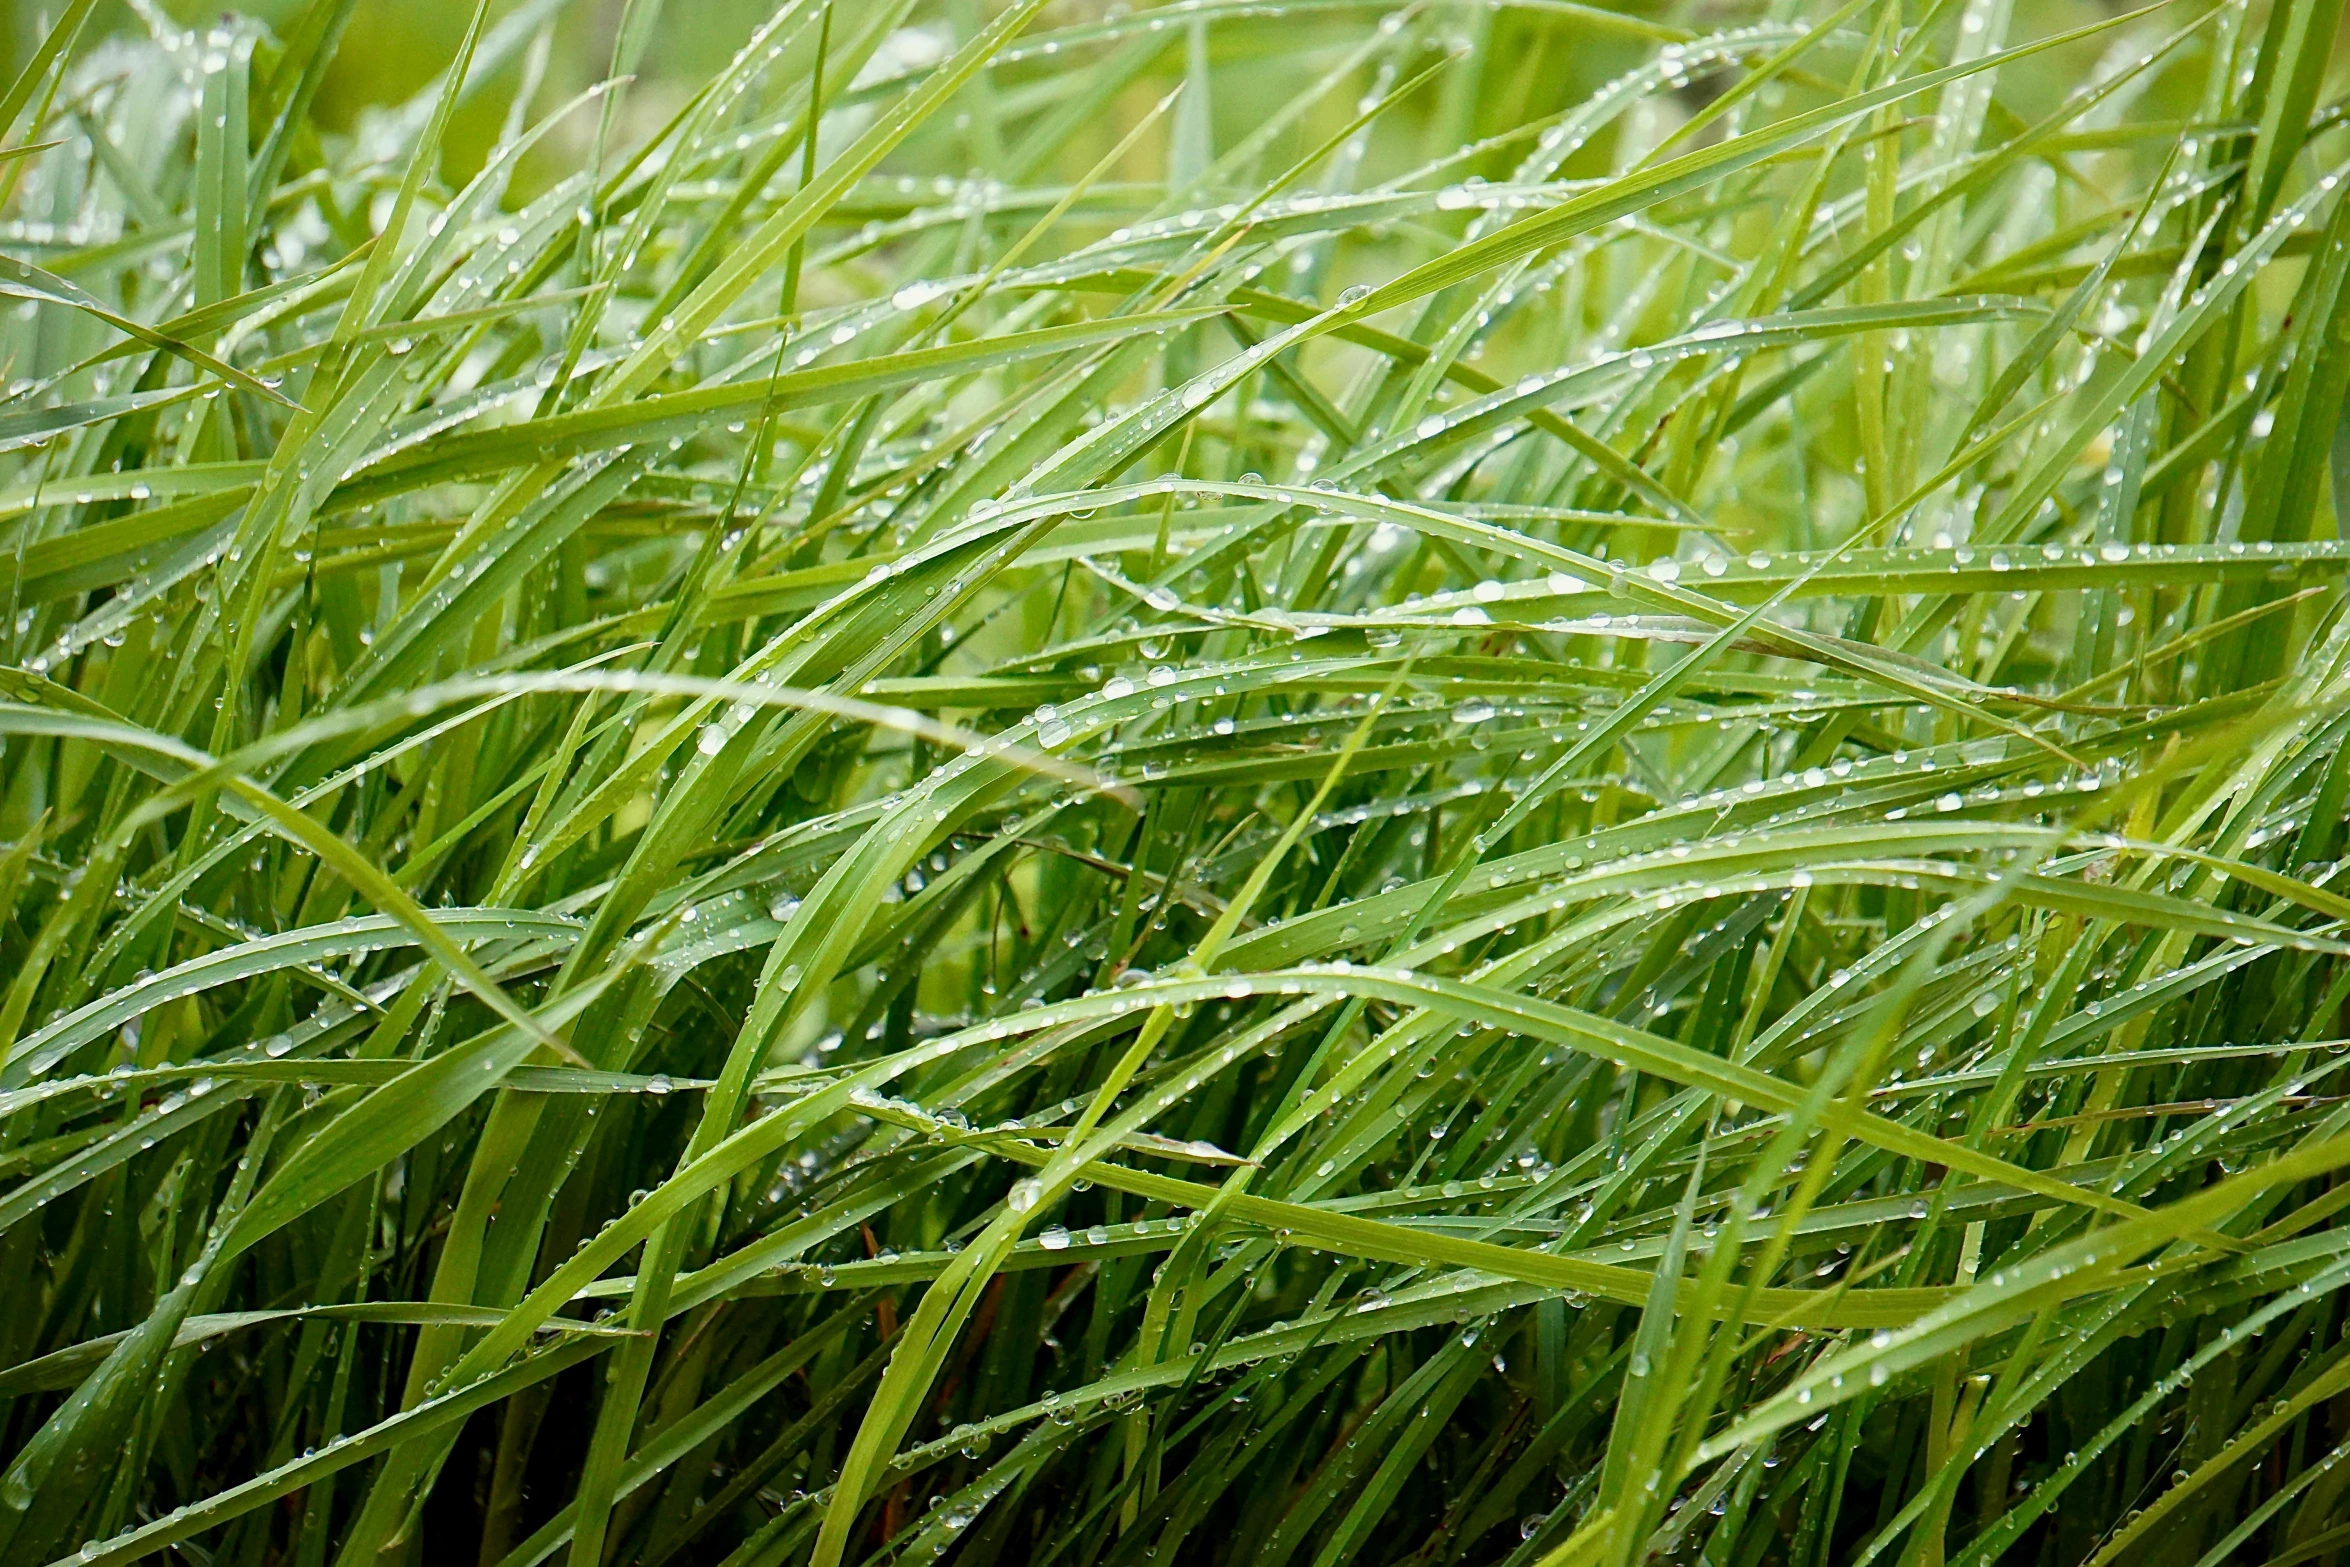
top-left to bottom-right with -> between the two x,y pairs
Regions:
0,0 -> 2347,1564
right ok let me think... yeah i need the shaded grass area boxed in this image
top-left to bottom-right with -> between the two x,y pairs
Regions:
1,2 -> 2349,1565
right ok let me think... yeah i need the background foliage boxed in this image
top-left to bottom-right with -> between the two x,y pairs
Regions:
1,2 -> 2348,1566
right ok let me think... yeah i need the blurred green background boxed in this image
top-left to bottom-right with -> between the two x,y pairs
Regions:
3,1 -> 2226,181
6,0 -> 794,181
11,0 -> 2336,239
11,0 -> 775,110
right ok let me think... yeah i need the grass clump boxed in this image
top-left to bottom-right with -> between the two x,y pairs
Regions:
2,1 -> 2350,1564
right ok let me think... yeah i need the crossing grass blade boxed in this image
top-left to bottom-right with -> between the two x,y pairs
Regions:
0,3 -> 2347,1566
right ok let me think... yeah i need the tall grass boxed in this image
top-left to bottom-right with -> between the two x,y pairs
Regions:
0,1 -> 2347,1564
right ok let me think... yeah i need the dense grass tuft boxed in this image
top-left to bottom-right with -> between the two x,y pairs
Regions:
2,2 -> 2349,1564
